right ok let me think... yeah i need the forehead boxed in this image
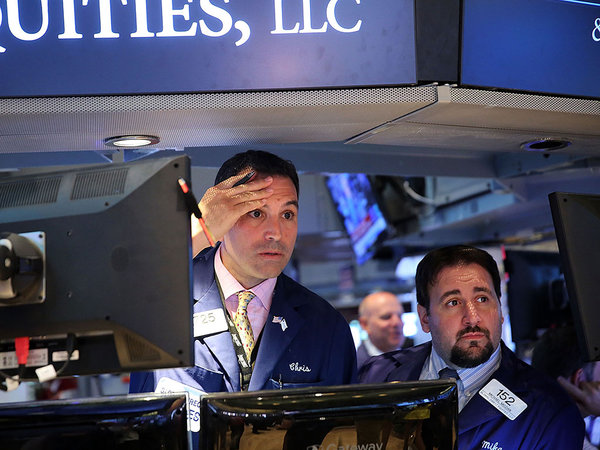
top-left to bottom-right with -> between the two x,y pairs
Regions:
366,295 -> 401,315
375,295 -> 401,309
433,263 -> 494,289
260,174 -> 298,203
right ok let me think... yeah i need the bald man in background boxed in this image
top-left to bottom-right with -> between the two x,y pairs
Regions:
356,291 -> 413,370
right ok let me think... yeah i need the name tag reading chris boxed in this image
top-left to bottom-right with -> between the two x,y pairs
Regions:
194,308 -> 228,337
479,378 -> 527,420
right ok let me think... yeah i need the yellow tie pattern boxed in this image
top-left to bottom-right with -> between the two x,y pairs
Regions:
234,290 -> 255,362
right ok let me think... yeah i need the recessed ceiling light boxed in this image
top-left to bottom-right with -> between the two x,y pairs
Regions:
520,138 -> 571,152
104,135 -> 159,148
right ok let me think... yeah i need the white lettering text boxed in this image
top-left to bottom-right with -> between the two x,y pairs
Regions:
7,0 -> 49,41
59,0 -> 82,39
272,0 -> 361,35
0,0 -> 367,54
481,441 -> 502,450
157,0 -> 197,37
131,0 -> 154,37
289,362 -> 311,372
300,0 -> 327,34
327,0 -> 361,33
199,0 -> 233,37
272,0 -> 300,34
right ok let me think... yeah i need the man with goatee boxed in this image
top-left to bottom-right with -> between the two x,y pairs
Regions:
360,245 -> 583,449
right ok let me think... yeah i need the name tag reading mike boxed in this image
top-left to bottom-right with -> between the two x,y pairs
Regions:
479,378 -> 527,420
194,308 -> 228,337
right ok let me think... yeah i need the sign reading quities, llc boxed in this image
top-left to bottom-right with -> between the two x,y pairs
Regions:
0,0 -> 417,96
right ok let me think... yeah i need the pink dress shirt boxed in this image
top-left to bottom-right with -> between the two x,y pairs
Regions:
213,246 -> 275,340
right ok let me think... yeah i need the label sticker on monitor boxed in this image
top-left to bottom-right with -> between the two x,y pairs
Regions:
479,378 -> 527,420
194,308 -> 228,337
0,348 -> 48,369
52,350 -> 80,362
155,377 -> 205,432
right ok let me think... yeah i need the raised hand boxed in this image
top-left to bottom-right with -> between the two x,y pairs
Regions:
191,172 -> 274,256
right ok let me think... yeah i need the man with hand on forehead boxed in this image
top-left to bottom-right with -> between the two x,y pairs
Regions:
130,150 -> 356,398
359,245 -> 584,449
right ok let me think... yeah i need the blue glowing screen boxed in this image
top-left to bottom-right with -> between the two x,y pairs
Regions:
326,173 -> 388,264
462,0 -> 600,98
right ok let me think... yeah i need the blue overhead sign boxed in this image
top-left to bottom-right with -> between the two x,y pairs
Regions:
0,0 -> 417,97
461,0 -> 600,99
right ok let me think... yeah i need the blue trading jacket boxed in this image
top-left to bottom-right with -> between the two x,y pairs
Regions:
130,244 -> 357,394
359,341 -> 584,450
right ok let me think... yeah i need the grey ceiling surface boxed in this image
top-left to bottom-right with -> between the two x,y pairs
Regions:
2,84 -> 600,258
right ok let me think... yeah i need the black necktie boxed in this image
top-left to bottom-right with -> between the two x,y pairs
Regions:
438,367 -> 459,380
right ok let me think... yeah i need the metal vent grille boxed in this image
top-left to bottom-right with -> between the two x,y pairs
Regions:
0,86 -> 438,114
0,177 -> 61,209
451,88 -> 600,116
71,168 -> 128,200
124,333 -> 161,362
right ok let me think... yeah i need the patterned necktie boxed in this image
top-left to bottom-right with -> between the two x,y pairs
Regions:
234,291 -> 255,362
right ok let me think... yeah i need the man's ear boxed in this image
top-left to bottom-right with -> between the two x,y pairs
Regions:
358,316 -> 368,331
417,304 -> 430,333
571,367 -> 585,386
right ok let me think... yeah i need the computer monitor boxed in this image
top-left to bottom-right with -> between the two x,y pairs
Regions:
504,250 -> 570,343
0,156 -> 194,380
0,393 -> 189,449
326,173 -> 389,264
199,380 -> 458,450
549,191 -> 600,362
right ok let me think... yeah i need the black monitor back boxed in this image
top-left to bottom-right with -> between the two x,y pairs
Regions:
0,156 -> 194,378
0,393 -> 189,449
200,380 -> 458,450
549,191 -> 600,361
504,250 -> 570,342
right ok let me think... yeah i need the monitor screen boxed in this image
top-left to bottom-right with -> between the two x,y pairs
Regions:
504,250 -> 570,342
461,0 -> 600,98
0,393 -> 189,449
549,191 -> 600,361
326,173 -> 389,264
199,380 -> 457,450
0,155 -> 194,381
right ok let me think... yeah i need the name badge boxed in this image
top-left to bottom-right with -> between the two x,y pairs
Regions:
194,308 -> 228,337
479,378 -> 527,420
155,377 -> 205,432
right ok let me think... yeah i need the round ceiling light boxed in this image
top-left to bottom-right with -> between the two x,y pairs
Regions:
520,138 -> 571,152
104,135 -> 160,148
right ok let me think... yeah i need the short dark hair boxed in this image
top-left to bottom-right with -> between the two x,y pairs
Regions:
415,245 -> 502,311
531,326 -> 588,379
214,150 -> 299,197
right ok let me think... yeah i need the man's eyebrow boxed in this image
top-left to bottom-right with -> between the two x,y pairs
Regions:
440,286 -> 492,300
440,289 -> 461,301
286,200 -> 299,208
473,286 -> 493,295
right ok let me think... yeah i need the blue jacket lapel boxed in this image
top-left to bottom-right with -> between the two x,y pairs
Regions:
192,246 -> 241,391
249,276 -> 305,391
386,342 -> 431,381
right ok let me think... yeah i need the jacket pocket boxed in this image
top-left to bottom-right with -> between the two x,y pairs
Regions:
267,378 -> 328,390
